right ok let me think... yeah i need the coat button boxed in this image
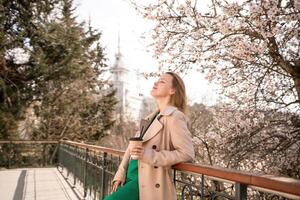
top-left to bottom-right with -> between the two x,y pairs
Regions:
155,183 -> 160,188
152,145 -> 157,149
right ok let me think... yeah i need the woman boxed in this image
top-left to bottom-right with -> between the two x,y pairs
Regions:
104,72 -> 195,200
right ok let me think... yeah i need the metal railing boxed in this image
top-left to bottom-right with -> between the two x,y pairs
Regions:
1,140 -> 300,200
57,140 -> 300,200
57,141 -> 122,200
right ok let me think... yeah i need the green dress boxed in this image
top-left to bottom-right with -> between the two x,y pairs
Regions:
104,159 -> 139,200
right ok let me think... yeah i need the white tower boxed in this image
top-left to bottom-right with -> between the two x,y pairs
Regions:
110,33 -> 144,122
110,34 -> 130,120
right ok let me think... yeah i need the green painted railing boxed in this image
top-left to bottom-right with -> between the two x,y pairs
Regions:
57,140 -> 300,200
1,140 -> 300,200
57,141 -> 122,200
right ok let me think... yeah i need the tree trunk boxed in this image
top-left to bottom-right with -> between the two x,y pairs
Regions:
49,144 -> 59,165
293,77 -> 300,106
42,144 -> 46,166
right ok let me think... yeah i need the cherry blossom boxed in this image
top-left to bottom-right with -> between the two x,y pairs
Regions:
136,0 -> 300,112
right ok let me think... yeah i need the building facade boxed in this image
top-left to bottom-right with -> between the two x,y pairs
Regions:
109,39 -> 144,122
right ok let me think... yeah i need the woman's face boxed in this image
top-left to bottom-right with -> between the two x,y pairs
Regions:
151,73 -> 175,99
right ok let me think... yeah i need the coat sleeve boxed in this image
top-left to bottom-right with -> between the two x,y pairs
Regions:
112,145 -> 131,183
141,111 -> 195,167
112,130 -> 140,183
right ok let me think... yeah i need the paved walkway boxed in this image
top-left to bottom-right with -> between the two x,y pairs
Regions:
0,167 -> 80,200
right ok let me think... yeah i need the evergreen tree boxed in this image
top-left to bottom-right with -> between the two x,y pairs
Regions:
0,0 -> 43,139
0,0 -> 117,140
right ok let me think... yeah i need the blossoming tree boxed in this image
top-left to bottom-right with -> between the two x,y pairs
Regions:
188,103 -> 300,198
139,0 -> 300,111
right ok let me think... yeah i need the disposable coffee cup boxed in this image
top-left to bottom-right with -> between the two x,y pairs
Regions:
129,137 -> 143,160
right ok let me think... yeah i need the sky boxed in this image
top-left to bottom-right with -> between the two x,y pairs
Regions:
73,0 -> 218,105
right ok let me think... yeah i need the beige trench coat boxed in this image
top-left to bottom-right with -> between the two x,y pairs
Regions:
113,105 -> 195,200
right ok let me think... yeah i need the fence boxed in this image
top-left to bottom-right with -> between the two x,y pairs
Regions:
57,140 -> 300,200
1,140 -> 300,200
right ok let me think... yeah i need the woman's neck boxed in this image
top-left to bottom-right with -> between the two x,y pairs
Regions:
156,97 -> 171,112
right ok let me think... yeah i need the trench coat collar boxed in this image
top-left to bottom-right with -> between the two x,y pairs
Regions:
145,105 -> 178,120
159,105 -> 178,116
142,105 -> 178,143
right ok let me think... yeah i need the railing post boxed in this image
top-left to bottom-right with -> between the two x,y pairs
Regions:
101,152 -> 107,200
173,169 -> 176,187
8,141 -> 12,169
235,183 -> 247,200
57,143 -> 61,171
73,146 -> 77,187
83,147 -> 89,198
42,144 -> 46,166
200,174 -> 204,200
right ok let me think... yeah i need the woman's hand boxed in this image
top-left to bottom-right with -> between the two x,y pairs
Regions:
112,180 -> 124,192
130,146 -> 144,159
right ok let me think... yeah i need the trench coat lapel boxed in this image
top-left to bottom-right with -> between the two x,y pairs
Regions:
142,105 -> 178,143
142,117 -> 163,143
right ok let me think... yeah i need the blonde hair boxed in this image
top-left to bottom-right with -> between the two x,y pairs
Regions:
166,72 -> 187,114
